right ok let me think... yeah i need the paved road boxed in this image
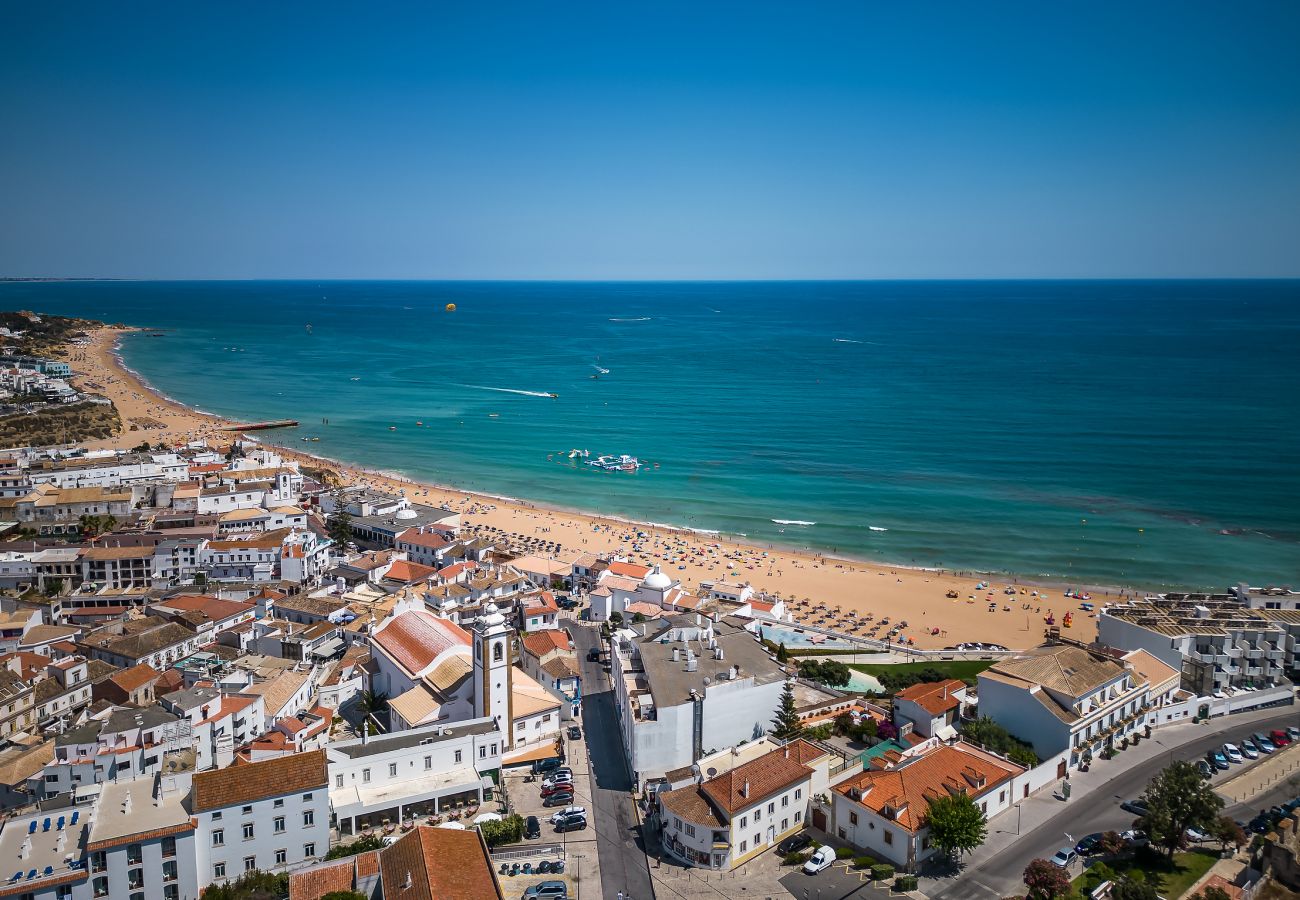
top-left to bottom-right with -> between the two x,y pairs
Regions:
928,710 -> 1299,900
571,623 -> 656,900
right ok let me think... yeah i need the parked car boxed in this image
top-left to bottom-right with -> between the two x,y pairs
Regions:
1121,829 -> 1150,848
587,648 -> 601,662
1287,726 -> 1299,741
1240,739 -> 1260,759
541,782 -> 574,798
1252,733 -> 1277,753
547,806 -> 586,823
1223,743 -> 1244,764
533,758 -> 565,775
542,773 -> 574,789
1185,827 -> 1211,842
777,833 -> 813,856
1195,760 -> 1214,780
1209,750 -> 1230,770
802,846 -> 836,875
523,880 -> 569,899
1120,798 -> 1150,816
542,792 -> 576,808
1049,847 -> 1078,868
567,725 -> 582,740
1074,833 -> 1104,856
553,813 -> 588,833
525,816 -> 541,839
1270,730 -> 1292,747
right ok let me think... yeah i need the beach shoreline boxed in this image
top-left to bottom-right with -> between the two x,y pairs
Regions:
68,324 -> 1119,649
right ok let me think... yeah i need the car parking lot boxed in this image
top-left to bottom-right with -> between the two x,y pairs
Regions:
500,727 -> 601,900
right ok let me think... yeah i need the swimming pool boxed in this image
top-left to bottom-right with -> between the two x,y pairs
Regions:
756,623 -> 856,650
845,670 -> 884,693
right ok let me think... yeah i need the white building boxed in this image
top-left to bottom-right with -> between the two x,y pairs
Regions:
192,750 -> 330,889
658,740 -> 829,870
370,602 -> 475,727
326,717 -> 503,836
977,641 -> 1168,770
832,741 -> 1024,871
610,614 -> 787,788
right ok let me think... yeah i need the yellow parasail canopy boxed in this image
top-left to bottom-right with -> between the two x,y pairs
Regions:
445,303 -> 456,312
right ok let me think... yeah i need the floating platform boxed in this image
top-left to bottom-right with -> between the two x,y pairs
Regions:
220,420 -> 299,432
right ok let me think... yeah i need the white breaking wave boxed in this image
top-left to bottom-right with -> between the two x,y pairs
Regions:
833,338 -> 863,343
609,317 -> 651,322
772,519 -> 816,526
462,385 -> 555,398
868,525 -> 888,532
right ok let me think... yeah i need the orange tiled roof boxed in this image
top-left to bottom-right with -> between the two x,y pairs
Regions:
834,743 -> 1020,832
700,746 -> 812,815
288,858 -> 355,899
192,749 -> 327,811
384,559 -> 439,584
109,662 -> 161,693
372,610 -> 471,676
378,825 -> 503,900
520,630 -> 572,658
607,561 -> 650,579
895,679 -> 965,716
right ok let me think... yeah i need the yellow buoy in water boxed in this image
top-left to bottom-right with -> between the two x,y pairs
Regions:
445,303 -> 456,312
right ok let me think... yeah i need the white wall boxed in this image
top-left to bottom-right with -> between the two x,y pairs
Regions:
195,789 -> 330,889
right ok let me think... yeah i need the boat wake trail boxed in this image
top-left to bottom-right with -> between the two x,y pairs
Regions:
462,385 -> 556,399
772,519 -> 816,526
609,317 -> 651,322
868,525 -> 888,532
591,364 -> 610,374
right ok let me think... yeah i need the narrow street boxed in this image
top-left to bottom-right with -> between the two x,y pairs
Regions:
570,621 -> 656,900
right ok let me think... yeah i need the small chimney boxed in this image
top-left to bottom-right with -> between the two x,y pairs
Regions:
784,746 -> 790,759
741,779 -> 750,798
403,871 -> 413,889
672,648 -> 680,662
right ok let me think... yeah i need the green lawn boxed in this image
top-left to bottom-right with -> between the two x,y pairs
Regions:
1072,848 -> 1219,900
848,659 -> 995,682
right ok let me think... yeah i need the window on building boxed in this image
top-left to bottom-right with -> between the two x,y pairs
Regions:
127,843 -> 142,865
781,795 -> 789,808
242,822 -> 254,840
213,863 -> 226,880
336,774 -> 344,787
739,840 -> 747,853
161,836 -> 176,858
275,848 -> 287,865
424,756 -> 432,769
884,831 -> 893,845
795,811 -> 802,823
93,877 -> 109,898
91,851 -> 107,873
243,856 -> 257,872
212,829 -> 225,846
794,789 -> 801,800
242,805 -> 252,815
389,763 -> 398,777
162,861 -> 177,882
740,816 -> 747,829
685,824 -> 696,837
304,810 -> 315,827
212,810 -> 223,821
363,768 -> 371,783
304,842 -> 316,857
850,811 -> 858,825
767,802 -> 774,814
455,749 -> 464,763
781,817 -> 789,831
274,816 -> 285,833
922,835 -> 930,850
164,887 -> 179,900
490,743 -> 498,755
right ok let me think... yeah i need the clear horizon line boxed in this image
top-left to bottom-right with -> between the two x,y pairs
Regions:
4,275 -> 1300,283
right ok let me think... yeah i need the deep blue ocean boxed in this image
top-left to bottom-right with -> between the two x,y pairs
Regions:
7,280 -> 1299,590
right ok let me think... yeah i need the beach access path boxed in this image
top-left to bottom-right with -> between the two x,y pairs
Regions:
69,323 -> 1121,652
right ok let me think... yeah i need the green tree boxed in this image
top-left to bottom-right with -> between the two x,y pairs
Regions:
325,833 -> 386,859
1111,873 -> 1159,900
479,813 -> 525,847
960,716 -> 1040,767
201,869 -> 290,900
1099,831 -> 1126,856
1137,760 -> 1224,858
1023,859 -> 1070,900
797,659 -> 851,687
925,792 -> 987,859
1213,815 -> 1247,853
770,681 -> 805,741
356,690 -> 389,719
777,642 -> 789,664
632,612 -> 646,624
609,612 -> 623,627
833,711 -> 854,736
326,506 -> 353,548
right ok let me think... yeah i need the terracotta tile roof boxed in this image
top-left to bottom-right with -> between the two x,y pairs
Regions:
289,859 -> 355,899
378,825 -> 503,900
659,785 -> 728,828
1122,648 -> 1178,690
192,749 -> 328,811
520,630 -> 572,658
700,746 -> 813,815
607,561 -> 650,579
834,743 -> 1021,832
153,594 -> 255,622
895,679 -> 966,716
372,610 -> 471,676
355,849 -> 380,877
384,559 -> 439,584
541,656 -> 580,680
109,663 -> 161,693
512,669 -> 561,718
436,561 -> 475,580
784,738 -> 831,765
522,591 -> 559,614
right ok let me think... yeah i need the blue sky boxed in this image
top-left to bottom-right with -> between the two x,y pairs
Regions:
2,2 -> 1298,279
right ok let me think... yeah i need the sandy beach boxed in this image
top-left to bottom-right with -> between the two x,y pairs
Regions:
67,326 -> 1118,650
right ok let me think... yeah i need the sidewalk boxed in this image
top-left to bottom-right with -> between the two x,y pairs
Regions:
1216,742 -> 1300,804
918,704 -> 1296,894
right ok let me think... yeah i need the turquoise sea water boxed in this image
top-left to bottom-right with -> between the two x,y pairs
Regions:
7,280 -> 1299,590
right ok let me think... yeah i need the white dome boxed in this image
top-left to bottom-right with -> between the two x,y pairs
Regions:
479,602 -> 507,628
643,565 -> 672,591
394,507 -> 418,520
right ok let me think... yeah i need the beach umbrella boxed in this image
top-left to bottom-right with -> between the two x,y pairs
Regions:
473,812 -> 503,824
437,821 -> 467,830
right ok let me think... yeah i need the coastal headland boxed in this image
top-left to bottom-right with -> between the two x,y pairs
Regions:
68,324 -> 1123,650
